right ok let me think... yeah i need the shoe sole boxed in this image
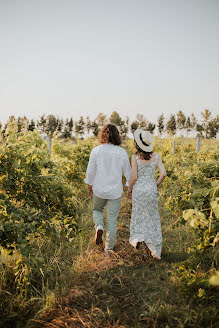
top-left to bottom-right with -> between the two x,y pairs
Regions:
96,229 -> 103,245
136,242 -> 141,249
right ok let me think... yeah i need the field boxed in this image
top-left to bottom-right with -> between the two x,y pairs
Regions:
0,126 -> 218,328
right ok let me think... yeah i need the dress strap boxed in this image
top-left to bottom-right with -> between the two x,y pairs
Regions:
135,154 -> 140,164
137,154 -> 145,168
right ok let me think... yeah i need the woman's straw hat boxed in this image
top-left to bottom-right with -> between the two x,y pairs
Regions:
134,129 -> 153,152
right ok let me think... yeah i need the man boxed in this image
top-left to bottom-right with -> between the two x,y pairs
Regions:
85,124 -> 131,254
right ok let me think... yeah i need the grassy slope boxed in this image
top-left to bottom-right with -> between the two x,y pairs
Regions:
27,194 -> 215,328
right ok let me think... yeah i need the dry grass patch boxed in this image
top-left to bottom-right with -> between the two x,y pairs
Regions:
28,197 -> 208,328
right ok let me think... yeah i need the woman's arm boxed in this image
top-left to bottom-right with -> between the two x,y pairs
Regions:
156,154 -> 166,188
128,155 -> 138,197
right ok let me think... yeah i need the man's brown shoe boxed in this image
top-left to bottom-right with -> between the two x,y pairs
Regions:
95,229 -> 103,245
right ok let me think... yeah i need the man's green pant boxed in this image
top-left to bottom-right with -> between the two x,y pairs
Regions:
93,194 -> 122,251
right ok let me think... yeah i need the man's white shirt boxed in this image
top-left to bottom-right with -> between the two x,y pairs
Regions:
85,144 -> 131,199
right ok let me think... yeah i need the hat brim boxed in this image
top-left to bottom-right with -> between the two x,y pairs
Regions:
134,129 -> 153,152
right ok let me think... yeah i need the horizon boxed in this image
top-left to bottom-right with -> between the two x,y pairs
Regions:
1,108 -> 217,127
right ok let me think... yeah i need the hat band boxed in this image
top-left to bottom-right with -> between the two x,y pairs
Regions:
140,133 -> 149,147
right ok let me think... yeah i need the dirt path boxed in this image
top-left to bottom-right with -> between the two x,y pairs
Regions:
30,197 -> 193,328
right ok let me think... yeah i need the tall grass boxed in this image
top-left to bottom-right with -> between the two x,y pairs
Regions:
1,136 -> 218,327
15,196 -> 215,328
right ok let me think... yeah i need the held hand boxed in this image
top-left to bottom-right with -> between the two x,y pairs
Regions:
157,181 -> 161,189
87,185 -> 93,197
127,191 -> 132,199
88,189 -> 93,197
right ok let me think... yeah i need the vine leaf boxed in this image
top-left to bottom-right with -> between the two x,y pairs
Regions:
209,271 -> 219,286
210,198 -> 219,219
183,209 -> 208,228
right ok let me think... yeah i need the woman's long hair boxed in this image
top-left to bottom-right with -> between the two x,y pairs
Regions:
99,124 -> 122,146
135,141 -> 153,160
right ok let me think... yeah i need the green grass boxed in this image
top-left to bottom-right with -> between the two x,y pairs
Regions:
0,196 -> 218,328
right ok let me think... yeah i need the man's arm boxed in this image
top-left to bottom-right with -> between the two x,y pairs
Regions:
84,149 -> 97,196
123,152 -> 132,188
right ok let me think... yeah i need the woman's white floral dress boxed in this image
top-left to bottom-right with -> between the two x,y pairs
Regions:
129,153 -> 162,259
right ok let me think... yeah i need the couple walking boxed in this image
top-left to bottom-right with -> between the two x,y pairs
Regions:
85,124 -> 166,259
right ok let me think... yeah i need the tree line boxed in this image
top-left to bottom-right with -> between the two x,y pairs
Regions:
0,109 -> 218,139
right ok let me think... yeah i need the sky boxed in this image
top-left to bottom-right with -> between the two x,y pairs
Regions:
0,0 -> 218,125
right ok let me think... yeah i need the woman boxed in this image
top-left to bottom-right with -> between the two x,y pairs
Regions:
128,129 -> 166,259
85,124 -> 131,254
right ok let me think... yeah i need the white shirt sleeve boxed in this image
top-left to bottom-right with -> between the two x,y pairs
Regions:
84,149 -> 97,186
123,152 -> 131,187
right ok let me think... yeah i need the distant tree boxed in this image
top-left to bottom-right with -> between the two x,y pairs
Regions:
201,108 -> 212,121
196,123 -> 204,137
190,113 -> 197,128
46,115 -> 60,138
130,121 -> 139,133
75,116 -> 85,139
121,115 -> 130,138
61,118 -> 74,138
166,114 -> 176,136
9,115 -> 16,123
8,115 -> 15,123
176,110 -> 186,135
131,114 -> 155,135
201,109 -> 212,138
28,119 -> 36,131
186,116 -> 192,135
68,118 -> 74,134
147,122 -> 156,134
130,114 -> 148,133
119,121 -> 129,139
96,112 -> 107,127
57,118 -> 64,133
86,116 -> 92,136
17,117 -> 23,132
109,111 -> 128,139
17,116 -> 29,132
91,120 -> 100,137
190,113 -> 197,137
61,121 -> 69,139
37,115 -> 47,134
125,115 -> 130,127
37,114 -> 61,138
4,116 -> 16,132
109,111 -> 123,127
135,114 -> 148,129
157,114 -> 165,136
207,115 -> 219,138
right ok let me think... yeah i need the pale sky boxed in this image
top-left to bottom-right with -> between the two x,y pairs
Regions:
0,0 -> 218,125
